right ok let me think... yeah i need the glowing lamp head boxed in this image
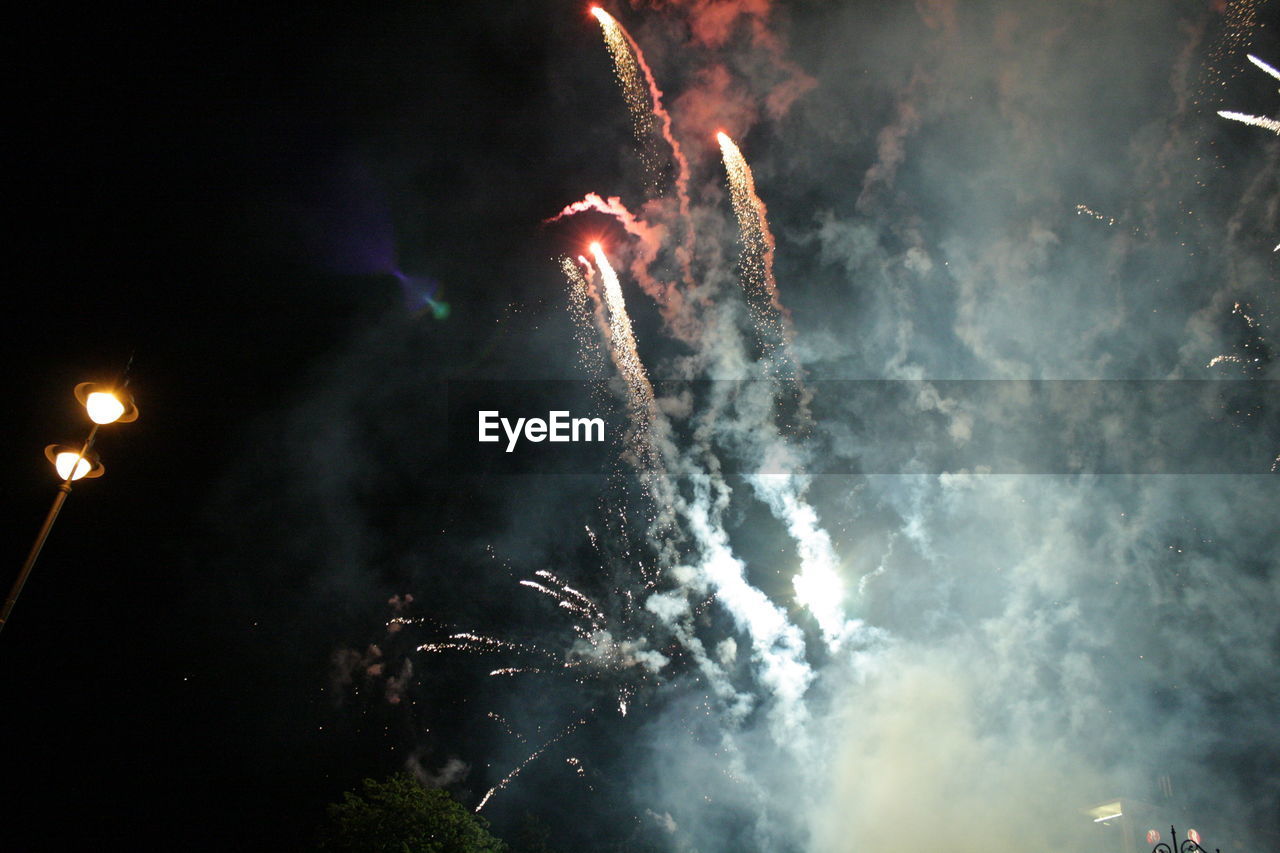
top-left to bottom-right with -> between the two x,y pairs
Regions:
85,391 -> 125,424
44,444 -> 104,481
56,452 -> 92,481
74,382 -> 139,424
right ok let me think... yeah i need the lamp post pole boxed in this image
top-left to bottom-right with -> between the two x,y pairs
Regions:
2,378 -> 136,637
0,425 -> 100,635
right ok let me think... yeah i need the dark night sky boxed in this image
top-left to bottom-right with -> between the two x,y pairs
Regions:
2,2 -> 1278,851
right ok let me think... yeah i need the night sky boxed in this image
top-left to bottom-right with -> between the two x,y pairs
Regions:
2,2 -> 1277,851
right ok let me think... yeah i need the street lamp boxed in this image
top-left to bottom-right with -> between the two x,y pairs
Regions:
1151,825 -> 1219,853
0,382 -> 138,634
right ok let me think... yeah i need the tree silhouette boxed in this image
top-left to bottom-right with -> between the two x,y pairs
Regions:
319,773 -> 507,853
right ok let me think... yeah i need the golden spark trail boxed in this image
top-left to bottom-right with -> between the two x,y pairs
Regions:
718,133 -> 805,393
591,7 -> 696,281
589,243 -> 660,471
592,8 -> 662,182
561,257 -> 607,378
476,716 -> 591,812
591,8 -> 692,205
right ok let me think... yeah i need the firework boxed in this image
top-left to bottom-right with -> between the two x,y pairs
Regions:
1218,54 -> 1280,135
1217,55 -> 1280,250
477,715 -> 592,812
587,243 -> 662,474
591,7 -> 693,210
561,257 -> 607,379
717,132 -> 802,381
1248,53 -> 1280,83
549,194 -> 680,317
1217,109 -> 1280,134
592,8 -> 657,175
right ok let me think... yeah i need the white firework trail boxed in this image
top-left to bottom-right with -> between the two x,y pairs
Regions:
589,243 -> 656,419
416,632 -> 555,658
1218,109 -> 1280,134
1248,53 -> 1280,83
489,667 -> 545,677
1217,56 -> 1279,249
476,715 -> 592,812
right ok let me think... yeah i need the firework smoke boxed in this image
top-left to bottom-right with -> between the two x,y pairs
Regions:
548,193 -> 695,332
308,5 -> 1280,851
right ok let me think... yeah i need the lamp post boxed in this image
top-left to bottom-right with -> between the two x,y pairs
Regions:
1151,825 -> 1218,853
0,382 -> 138,635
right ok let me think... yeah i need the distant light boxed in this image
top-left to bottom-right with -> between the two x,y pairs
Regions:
85,391 -> 126,424
54,452 -> 92,481
1187,829 -> 1201,844
1147,829 -> 1161,844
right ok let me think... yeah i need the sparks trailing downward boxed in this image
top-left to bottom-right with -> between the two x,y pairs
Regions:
591,7 -> 693,214
476,716 -> 592,812
1217,55 -> 1280,251
1217,54 -> 1280,134
586,243 -> 661,472
716,132 -> 801,378
1218,56 -> 1280,134
591,7 -> 663,185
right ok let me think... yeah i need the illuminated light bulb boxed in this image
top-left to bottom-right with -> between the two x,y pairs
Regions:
85,391 -> 126,424
44,443 -> 104,481
54,452 -> 92,481
74,382 -> 138,423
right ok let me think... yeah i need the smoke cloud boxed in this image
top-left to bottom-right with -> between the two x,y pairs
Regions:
216,2 -> 1278,851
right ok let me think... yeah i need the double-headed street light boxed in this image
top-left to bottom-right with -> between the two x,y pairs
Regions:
0,382 -> 138,634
